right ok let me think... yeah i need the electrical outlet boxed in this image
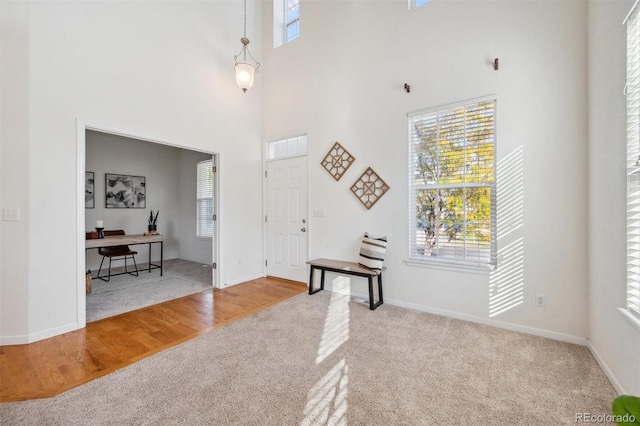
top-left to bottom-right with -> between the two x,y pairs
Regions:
535,294 -> 545,308
3,208 -> 20,221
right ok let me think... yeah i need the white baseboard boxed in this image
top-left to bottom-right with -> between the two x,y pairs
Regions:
0,322 -> 80,346
587,340 -> 625,395
223,273 -> 266,287
325,285 -> 588,346
0,333 -> 31,346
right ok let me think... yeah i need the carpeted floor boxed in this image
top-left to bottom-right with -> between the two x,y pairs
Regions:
86,258 -> 212,322
2,290 -> 616,425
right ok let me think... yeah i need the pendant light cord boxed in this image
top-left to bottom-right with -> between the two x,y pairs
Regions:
243,0 -> 247,38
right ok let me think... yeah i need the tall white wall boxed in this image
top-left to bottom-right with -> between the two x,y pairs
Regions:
0,3 -> 30,341
588,0 -> 640,395
263,0 -> 589,340
0,0 -> 264,344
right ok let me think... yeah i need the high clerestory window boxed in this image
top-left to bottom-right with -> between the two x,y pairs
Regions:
412,0 -> 431,9
408,97 -> 497,269
274,0 -> 299,48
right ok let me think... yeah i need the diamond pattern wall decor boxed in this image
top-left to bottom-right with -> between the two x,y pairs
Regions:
321,142 -> 355,181
350,167 -> 390,210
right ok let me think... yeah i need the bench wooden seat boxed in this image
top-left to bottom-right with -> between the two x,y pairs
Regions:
306,258 -> 385,310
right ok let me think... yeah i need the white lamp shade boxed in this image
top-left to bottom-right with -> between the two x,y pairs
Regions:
235,62 -> 256,92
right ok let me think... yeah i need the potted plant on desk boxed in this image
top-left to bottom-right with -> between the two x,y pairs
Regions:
148,210 -> 159,232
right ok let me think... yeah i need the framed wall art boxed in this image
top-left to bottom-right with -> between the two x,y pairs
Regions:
321,142 -> 355,181
350,167 -> 390,210
85,171 -> 95,209
105,173 -> 146,208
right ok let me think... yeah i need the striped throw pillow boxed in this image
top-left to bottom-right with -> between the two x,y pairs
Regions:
358,233 -> 387,271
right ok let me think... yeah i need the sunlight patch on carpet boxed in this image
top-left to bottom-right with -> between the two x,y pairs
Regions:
301,358 -> 349,426
315,277 -> 351,364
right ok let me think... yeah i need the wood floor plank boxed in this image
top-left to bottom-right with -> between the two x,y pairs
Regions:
0,277 -> 306,402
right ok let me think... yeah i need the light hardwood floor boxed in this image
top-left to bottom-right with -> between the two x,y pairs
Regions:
0,277 -> 307,402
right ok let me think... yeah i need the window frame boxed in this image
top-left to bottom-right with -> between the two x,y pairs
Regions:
266,133 -> 308,161
409,0 -> 431,10
274,0 -> 299,48
196,159 -> 214,239
285,0 -> 300,43
407,96 -> 497,271
625,2 -> 640,320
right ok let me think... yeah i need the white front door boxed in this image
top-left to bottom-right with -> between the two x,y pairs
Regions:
266,156 -> 308,283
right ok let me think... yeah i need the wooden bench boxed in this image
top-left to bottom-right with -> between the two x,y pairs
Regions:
306,258 -> 385,310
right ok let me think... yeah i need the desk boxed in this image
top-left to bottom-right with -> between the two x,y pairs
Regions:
86,234 -> 163,276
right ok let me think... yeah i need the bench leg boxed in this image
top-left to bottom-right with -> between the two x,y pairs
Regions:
309,266 -> 324,295
368,273 -> 384,310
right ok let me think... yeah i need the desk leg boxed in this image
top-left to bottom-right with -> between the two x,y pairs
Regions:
160,242 -> 163,276
148,243 -> 152,273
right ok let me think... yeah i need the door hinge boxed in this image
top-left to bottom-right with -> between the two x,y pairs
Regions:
265,260 -> 268,267
212,214 -> 217,221
212,166 -> 217,173
264,171 -> 267,178
212,262 -> 217,269
265,215 -> 267,223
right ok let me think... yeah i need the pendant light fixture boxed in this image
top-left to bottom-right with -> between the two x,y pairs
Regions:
234,0 -> 260,93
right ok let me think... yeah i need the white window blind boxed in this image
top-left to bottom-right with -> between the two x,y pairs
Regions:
408,98 -> 497,268
626,4 -> 640,318
197,159 -> 214,238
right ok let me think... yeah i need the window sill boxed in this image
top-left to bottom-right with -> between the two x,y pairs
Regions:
617,307 -> 640,333
404,258 -> 494,275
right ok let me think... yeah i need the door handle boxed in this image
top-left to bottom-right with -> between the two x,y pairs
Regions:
301,227 -> 306,232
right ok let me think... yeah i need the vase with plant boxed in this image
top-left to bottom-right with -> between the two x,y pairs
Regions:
148,210 -> 159,231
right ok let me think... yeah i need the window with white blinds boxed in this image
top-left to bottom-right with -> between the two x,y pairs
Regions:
197,159 -> 214,238
626,3 -> 640,318
408,98 -> 497,268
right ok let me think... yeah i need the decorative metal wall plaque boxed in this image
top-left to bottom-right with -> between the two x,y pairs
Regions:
350,167 -> 390,210
321,142 -> 355,181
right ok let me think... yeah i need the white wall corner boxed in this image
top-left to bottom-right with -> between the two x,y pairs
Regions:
587,340 -> 626,395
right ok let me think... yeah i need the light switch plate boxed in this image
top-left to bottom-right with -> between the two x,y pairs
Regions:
313,209 -> 326,217
3,208 -> 21,221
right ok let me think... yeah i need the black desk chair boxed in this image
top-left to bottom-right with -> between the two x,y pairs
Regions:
97,230 -> 139,282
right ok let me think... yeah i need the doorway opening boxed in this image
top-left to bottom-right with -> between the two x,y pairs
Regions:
76,121 -> 220,326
